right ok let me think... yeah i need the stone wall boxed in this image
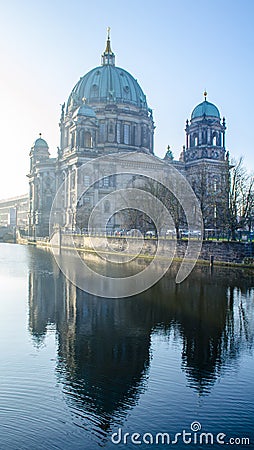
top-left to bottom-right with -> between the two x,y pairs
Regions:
57,234 -> 254,266
197,240 -> 253,264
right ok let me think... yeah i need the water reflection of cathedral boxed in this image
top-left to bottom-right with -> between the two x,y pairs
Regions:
28,248 -> 254,430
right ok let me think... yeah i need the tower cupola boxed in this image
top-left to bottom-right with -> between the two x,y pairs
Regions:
185,92 -> 226,162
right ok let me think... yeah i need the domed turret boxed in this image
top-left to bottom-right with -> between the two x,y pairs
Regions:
30,134 -> 50,161
184,92 -> 226,162
191,100 -> 220,119
33,135 -> 49,149
28,133 -> 55,237
191,91 -> 220,120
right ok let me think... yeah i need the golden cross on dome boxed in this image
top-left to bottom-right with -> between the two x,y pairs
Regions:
204,90 -> 207,101
107,26 -> 111,40
39,133 -> 42,137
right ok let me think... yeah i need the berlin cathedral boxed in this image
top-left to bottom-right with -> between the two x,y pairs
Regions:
27,31 -> 229,237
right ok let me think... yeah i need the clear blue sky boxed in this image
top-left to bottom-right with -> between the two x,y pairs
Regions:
0,0 -> 253,198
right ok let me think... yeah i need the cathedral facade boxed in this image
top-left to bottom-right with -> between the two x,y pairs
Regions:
27,33 -> 229,237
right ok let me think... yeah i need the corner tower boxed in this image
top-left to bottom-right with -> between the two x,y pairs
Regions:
27,135 -> 56,237
183,93 -> 229,230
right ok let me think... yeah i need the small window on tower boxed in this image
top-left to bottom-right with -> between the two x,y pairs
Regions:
84,176 -> 90,187
104,177 -> 110,187
71,172 -> 75,189
85,132 -> 92,148
79,130 -> 85,147
71,132 -> 75,148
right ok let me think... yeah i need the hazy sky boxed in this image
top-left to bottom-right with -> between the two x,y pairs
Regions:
0,0 -> 253,198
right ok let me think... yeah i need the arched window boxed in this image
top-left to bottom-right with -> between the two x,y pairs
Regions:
132,125 -> 136,145
85,132 -> 92,148
116,122 -> 121,143
99,123 -> 105,143
76,131 -> 80,147
104,200 -> 110,213
84,175 -> 90,187
45,195 -> 52,209
65,128 -> 69,147
124,124 -> 130,144
109,121 -> 114,135
90,84 -> 99,98
123,85 -> 130,99
71,171 -> 75,189
71,132 -> 75,148
141,124 -> 147,146
194,136 -> 198,146
79,130 -> 85,148
213,134 -> 217,146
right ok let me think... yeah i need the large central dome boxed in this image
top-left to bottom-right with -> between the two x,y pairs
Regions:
61,31 -> 154,155
67,35 -> 148,113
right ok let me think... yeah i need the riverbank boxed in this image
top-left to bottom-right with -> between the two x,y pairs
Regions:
16,232 -> 254,269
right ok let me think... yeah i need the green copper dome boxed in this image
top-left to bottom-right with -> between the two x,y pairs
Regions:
33,137 -> 48,148
191,100 -> 220,119
67,35 -> 148,113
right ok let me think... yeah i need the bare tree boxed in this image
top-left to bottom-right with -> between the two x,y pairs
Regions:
75,204 -> 93,232
142,178 -> 186,238
119,176 -> 185,238
228,158 -> 254,240
191,163 -> 210,232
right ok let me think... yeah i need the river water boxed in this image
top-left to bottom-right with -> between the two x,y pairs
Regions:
0,243 -> 253,449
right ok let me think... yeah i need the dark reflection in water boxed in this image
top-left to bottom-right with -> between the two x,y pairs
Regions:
158,272 -> 254,394
27,247 -> 254,441
28,256 -> 152,435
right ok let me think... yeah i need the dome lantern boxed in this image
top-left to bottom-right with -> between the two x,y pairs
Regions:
101,27 -> 115,66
